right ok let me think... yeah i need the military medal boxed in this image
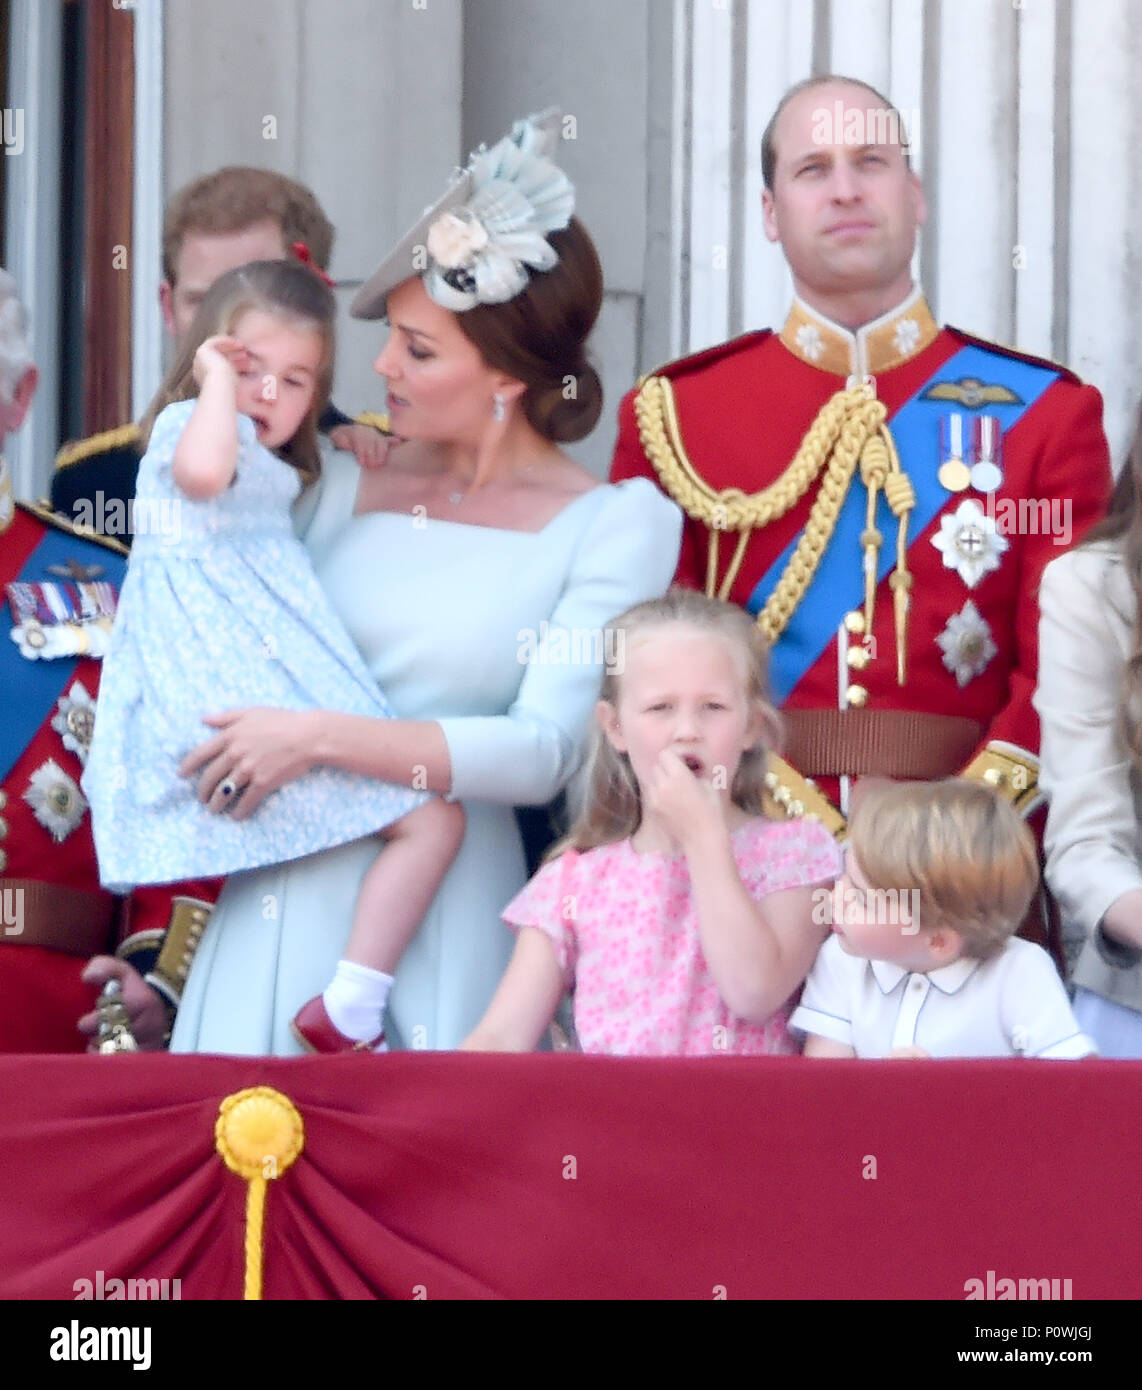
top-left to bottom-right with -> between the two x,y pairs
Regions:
936,600 -> 997,687
23,757 -> 87,842
937,413 -> 971,492
970,415 -> 1004,494
931,498 -> 1009,589
6,577 -> 117,660
51,681 -> 97,765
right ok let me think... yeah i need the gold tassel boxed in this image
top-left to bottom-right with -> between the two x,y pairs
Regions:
705,528 -> 720,599
881,430 -> 916,686
858,434 -> 890,633
215,1087 -> 305,1300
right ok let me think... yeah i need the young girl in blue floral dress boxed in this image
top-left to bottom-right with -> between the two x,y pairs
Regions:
83,259 -> 464,1051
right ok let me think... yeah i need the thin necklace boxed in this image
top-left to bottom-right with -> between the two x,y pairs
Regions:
448,458 -> 537,506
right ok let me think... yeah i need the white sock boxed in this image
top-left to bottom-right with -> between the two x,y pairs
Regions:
323,960 -> 394,1042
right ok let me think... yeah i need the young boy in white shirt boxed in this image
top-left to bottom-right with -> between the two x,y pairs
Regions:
791,780 -> 1096,1059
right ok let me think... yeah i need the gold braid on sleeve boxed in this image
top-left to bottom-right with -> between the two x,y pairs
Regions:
634,374 -> 914,679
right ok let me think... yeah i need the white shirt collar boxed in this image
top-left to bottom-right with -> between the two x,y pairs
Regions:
869,954 -> 982,996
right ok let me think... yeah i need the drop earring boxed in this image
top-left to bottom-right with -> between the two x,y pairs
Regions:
492,392 -> 506,422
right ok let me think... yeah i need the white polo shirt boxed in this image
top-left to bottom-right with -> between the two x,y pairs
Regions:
790,935 -> 1096,1058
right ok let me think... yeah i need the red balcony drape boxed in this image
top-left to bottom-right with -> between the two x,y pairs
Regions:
1,1053 -> 1136,1301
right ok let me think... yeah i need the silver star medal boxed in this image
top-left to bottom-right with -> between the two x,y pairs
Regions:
24,758 -> 88,842
936,601 -> 997,687
931,499 -> 1008,589
51,680 -> 98,766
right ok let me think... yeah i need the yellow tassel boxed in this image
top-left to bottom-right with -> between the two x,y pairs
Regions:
858,434 -> 890,633
881,433 -> 916,686
706,528 -> 720,599
215,1087 -> 305,1300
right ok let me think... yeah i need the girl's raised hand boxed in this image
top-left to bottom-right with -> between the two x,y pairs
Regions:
328,421 -> 402,469
192,334 -> 252,389
643,748 -> 728,850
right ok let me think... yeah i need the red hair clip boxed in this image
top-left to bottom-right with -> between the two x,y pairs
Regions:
290,241 -> 336,290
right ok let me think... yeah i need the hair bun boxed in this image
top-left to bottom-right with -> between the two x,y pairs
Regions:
526,361 -> 603,443
453,217 -> 606,445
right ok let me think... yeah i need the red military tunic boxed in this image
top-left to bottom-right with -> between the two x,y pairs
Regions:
1,498 -> 215,1050
611,291 -> 1112,823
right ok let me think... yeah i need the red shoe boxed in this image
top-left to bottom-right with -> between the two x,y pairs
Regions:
291,995 -> 386,1054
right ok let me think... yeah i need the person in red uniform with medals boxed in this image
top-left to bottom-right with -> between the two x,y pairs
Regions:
0,268 -> 214,1050
611,75 -> 1112,885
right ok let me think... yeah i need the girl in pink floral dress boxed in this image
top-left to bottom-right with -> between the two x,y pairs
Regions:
461,590 -> 842,1056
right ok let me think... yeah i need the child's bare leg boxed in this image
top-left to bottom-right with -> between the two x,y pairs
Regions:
292,798 -> 465,1052
345,798 -> 466,969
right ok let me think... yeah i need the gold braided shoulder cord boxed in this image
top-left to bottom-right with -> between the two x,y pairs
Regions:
635,375 -> 914,656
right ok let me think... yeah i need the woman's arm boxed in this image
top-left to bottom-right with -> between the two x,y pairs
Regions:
181,709 -> 454,817
433,481 -> 683,807
1036,552 -> 1142,957
1099,889 -> 1142,953
184,478 -> 683,814
172,337 -> 246,500
459,927 -> 565,1052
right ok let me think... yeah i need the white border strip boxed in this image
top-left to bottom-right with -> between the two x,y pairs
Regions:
4,0 -> 62,499
687,0 -> 735,352
131,0 -> 166,419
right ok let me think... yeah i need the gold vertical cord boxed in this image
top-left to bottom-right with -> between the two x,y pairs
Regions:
705,528 -> 720,599
881,427 -> 916,685
716,529 -> 755,603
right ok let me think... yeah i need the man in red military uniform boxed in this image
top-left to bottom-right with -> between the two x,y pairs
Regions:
612,75 -> 1111,837
0,268 -> 213,1050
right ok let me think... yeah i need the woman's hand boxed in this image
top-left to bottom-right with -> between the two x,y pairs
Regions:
192,334 -> 251,390
179,708 -> 319,818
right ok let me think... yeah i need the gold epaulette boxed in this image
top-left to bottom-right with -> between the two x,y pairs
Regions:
763,753 -> 847,840
961,741 -> 1042,818
54,422 -> 142,471
16,498 -> 130,557
353,410 -> 391,434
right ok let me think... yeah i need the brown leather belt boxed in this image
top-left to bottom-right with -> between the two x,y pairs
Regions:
782,710 -> 983,781
0,879 -> 116,956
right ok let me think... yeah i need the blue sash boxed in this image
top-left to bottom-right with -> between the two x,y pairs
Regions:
746,344 -> 1061,702
0,525 -> 126,782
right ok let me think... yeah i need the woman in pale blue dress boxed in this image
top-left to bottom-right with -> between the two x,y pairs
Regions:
172,113 -> 682,1053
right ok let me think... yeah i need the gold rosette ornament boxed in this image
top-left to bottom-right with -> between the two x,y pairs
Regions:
215,1087 -> 305,1300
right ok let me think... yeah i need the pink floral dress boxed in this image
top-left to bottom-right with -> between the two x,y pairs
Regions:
503,817 -> 843,1055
